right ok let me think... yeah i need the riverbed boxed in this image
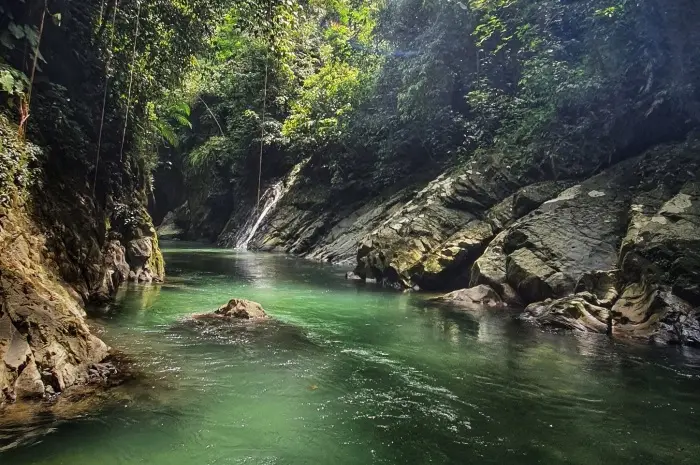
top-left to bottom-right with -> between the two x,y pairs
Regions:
2,243 -> 700,464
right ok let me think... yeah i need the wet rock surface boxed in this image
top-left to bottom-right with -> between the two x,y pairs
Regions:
192,298 -> 269,322
0,207 -> 110,405
92,240 -> 130,302
199,129 -> 700,347
0,351 -> 147,452
352,166 -> 521,288
506,140 -> 700,344
433,285 -> 505,310
522,293 -> 611,334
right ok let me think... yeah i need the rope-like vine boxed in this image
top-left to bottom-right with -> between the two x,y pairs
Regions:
256,58 -> 268,214
255,4 -> 274,214
119,0 -> 142,162
198,96 -> 225,137
18,0 -> 48,139
93,0 -> 120,196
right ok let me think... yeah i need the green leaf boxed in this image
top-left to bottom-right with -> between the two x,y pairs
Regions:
23,25 -> 40,48
171,101 -> 191,117
8,22 -> 25,40
173,114 -> 193,129
155,120 -> 179,147
0,72 -> 16,93
0,31 -> 15,50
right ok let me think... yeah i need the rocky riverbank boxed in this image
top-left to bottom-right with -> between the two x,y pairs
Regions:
0,117 -> 163,405
161,135 -> 699,346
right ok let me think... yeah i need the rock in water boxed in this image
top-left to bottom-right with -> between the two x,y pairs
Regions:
193,299 -> 268,322
434,285 -> 505,310
345,271 -> 363,281
522,293 -> 611,334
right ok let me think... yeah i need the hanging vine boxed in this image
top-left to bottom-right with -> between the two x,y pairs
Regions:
256,59 -> 268,214
93,0 -> 120,195
119,0 -> 142,162
98,0 -> 106,29
198,96 -> 225,137
18,0 -> 48,140
255,2 -> 275,214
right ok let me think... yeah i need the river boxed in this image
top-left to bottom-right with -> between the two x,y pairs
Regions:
2,243 -> 700,464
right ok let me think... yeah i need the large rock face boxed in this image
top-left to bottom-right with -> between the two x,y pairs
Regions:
92,240 -> 130,302
0,201 -> 109,403
156,203 -> 188,241
407,181 -> 571,291
619,182 -> 700,305
352,164 -> 521,288
477,139 -> 700,344
216,158 -> 422,264
207,130 -> 700,346
500,167 -> 633,304
0,117 -> 163,405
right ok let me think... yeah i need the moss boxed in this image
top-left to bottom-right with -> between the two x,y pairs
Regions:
147,225 -> 166,281
423,256 -> 444,274
0,115 -> 40,205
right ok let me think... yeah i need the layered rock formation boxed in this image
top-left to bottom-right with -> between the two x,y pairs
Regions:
0,203 -> 109,401
201,135 -> 699,346
0,117 -> 163,404
353,139 -> 698,345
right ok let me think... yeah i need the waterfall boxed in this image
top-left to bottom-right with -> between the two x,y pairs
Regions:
235,181 -> 284,250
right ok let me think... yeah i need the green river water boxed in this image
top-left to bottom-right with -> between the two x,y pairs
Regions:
2,243 -> 700,464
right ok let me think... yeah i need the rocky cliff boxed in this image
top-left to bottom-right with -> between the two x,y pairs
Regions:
0,0 -> 177,405
170,134 -> 699,346
0,115 -> 163,405
150,0 -> 700,347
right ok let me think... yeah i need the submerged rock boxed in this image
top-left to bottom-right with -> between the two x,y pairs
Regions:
192,299 -> 268,322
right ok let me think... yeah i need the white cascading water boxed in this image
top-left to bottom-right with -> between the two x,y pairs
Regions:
235,181 -> 284,250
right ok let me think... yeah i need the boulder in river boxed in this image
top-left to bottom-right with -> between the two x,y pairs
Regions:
192,299 -> 268,322
433,285 -> 505,310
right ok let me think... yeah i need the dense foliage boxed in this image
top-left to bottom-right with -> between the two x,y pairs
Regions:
157,0 -> 700,223
3,0 -> 699,229
0,0 -> 236,202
